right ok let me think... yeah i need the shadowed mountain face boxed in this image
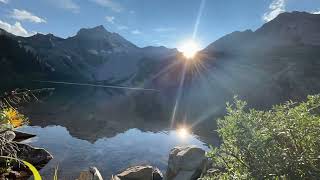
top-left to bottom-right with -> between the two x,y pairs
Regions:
204,11 -> 320,55
0,25 -> 178,83
0,32 -> 50,85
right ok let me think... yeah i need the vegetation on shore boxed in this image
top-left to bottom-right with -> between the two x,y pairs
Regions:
204,95 -> 320,179
0,89 -> 43,179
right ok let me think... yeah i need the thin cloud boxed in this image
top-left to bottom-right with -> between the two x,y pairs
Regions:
11,9 -> 46,23
131,29 -> 141,35
153,27 -> 176,32
91,0 -> 123,12
105,16 -> 115,24
263,0 -> 286,22
0,20 -> 35,36
117,25 -> 128,30
50,0 -> 80,13
0,0 -> 9,4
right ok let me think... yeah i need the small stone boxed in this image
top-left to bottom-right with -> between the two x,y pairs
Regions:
113,165 -> 163,180
3,131 -> 16,141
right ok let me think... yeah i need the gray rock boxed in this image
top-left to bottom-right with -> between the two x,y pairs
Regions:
3,130 -> 16,141
166,145 -> 207,180
0,143 -> 53,179
112,165 -> 163,180
172,171 -> 196,180
16,143 -> 53,170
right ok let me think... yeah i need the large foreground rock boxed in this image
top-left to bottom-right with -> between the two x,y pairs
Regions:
166,145 -> 207,180
16,143 -> 53,170
0,143 -> 53,179
112,165 -> 163,180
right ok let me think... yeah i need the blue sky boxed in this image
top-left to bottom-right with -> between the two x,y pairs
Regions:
0,0 -> 319,48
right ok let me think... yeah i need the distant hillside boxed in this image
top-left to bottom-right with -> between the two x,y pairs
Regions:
0,25 -> 178,85
189,11 -> 320,114
0,33 -> 50,84
204,11 -> 320,55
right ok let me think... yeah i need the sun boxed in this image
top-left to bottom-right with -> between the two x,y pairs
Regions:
178,39 -> 200,59
177,127 -> 190,139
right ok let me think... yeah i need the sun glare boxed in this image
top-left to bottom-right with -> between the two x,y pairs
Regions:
178,40 -> 200,59
177,127 -> 190,139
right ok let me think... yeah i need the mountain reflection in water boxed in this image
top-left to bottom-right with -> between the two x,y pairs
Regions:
18,85 -> 219,178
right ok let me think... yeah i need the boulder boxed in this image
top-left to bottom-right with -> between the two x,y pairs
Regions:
15,143 -> 53,170
166,145 -> 207,180
0,143 -> 53,179
112,165 -> 163,180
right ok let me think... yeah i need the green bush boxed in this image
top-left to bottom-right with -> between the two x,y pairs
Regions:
204,95 -> 320,179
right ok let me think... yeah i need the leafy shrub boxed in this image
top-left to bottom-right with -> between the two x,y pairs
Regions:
204,95 -> 320,179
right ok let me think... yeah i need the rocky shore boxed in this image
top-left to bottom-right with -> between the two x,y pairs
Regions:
78,145 -> 210,180
1,129 -> 210,180
0,130 -> 53,179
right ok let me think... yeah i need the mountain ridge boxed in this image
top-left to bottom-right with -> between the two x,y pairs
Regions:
204,11 -> 320,55
0,25 -> 178,84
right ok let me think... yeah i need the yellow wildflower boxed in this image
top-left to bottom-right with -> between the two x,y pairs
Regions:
2,108 -> 27,128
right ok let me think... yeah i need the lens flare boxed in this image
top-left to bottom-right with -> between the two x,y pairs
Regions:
177,127 -> 189,139
178,40 -> 200,59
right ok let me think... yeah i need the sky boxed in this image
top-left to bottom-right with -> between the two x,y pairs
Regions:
0,0 -> 320,48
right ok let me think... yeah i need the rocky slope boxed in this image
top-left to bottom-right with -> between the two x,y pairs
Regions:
0,25 -> 178,84
205,11 -> 320,54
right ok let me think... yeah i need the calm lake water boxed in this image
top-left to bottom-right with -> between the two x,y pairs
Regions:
15,85 -> 219,179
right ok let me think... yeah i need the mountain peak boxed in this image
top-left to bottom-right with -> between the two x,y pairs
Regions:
277,11 -> 314,18
256,11 -> 320,36
92,25 -> 107,31
76,25 -> 109,36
